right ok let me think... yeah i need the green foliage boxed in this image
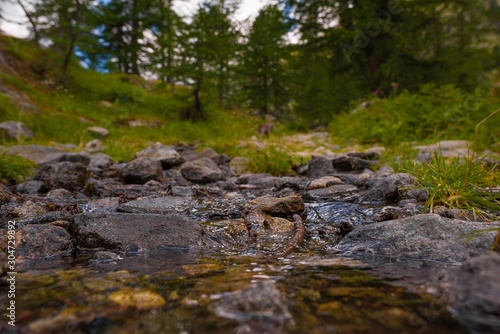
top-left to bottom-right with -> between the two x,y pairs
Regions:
396,151 -> 500,217
0,150 -> 36,183
239,145 -> 294,177
330,85 -> 500,148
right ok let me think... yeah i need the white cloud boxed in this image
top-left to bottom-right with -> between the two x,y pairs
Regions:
0,1 -> 30,38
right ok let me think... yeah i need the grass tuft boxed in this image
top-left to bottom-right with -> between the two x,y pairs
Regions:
0,150 -> 37,183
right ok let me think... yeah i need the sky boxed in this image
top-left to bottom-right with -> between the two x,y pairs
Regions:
0,0 -> 275,38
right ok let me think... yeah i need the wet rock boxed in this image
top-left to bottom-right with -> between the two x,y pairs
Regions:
365,173 -> 421,203
213,281 -> 294,332
88,153 -> 114,169
235,173 -> 279,188
84,179 -> 113,198
78,197 -> 120,214
304,184 -> 359,200
37,152 -> 91,166
5,145 -> 63,164
92,251 -> 123,262
122,157 -> 163,184
335,214 -> 497,263
436,253 -> 500,332
70,213 -> 203,251
308,156 -> 335,178
85,139 -> 105,153
14,180 -> 44,195
229,157 -> 249,176
180,158 -> 225,184
276,177 -> 310,192
5,225 -> 72,258
306,176 -> 343,190
0,121 -> 33,139
265,217 -> 295,232
85,126 -> 109,138
9,200 -> 47,218
117,196 -> 190,214
245,196 -> 304,217
331,155 -> 372,172
47,188 -> 73,199
35,162 -> 88,191
135,142 -> 184,168
169,185 -> 194,197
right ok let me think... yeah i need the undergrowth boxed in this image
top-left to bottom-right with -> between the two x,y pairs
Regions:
239,145 -> 294,176
0,149 -> 36,183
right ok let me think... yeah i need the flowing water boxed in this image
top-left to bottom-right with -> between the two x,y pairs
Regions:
1,201 -> 471,334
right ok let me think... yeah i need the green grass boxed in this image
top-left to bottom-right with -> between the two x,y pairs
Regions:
238,145 -> 294,176
329,84 -> 500,151
0,149 -> 36,183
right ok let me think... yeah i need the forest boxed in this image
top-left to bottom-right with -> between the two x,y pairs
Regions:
2,0 -> 498,125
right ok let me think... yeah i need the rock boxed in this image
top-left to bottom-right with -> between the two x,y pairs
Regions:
216,154 -> 231,166
306,176 -> 343,190
5,225 -> 72,258
265,217 -> 295,232
276,177 -> 310,192
47,188 -> 73,199
245,195 -> 304,216
436,253 -> 500,332
180,158 -> 225,184
5,145 -> 63,164
169,185 -> 194,197
9,200 -> 47,218
70,213 -> 203,251
85,126 -> 109,138
35,162 -> 88,191
184,147 -> 220,162
85,139 -> 105,153
234,173 -> 279,188
213,281 -> 293,331
88,153 -> 114,169
122,157 -> 163,184
304,184 -> 359,200
37,152 -> 91,166
84,180 -> 113,198
99,100 -> 113,108
308,156 -> 335,178
14,180 -> 44,195
331,155 -> 372,172
229,157 -> 249,175
335,214 -> 497,263
135,142 -> 184,168
366,173 -> 420,203
414,140 -> 471,159
78,198 -> 120,214
117,196 -> 190,214
0,121 -> 33,139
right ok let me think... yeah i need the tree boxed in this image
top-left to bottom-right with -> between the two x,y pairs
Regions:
241,5 -> 290,116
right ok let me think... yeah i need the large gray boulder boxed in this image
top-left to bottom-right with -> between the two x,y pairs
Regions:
122,157 -> 163,184
180,158 -> 225,184
70,213 -> 203,251
135,142 -> 185,168
335,214 -> 497,263
0,121 -> 33,140
436,253 -> 500,332
35,161 -> 88,191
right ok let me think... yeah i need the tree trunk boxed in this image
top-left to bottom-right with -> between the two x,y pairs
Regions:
17,0 -> 40,45
130,0 -> 140,75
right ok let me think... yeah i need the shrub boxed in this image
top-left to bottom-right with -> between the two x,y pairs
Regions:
240,145 -> 293,176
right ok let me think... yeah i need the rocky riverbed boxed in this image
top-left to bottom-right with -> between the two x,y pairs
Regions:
0,140 -> 499,334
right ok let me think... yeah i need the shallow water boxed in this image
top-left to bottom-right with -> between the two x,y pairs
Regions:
0,201 -> 472,334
